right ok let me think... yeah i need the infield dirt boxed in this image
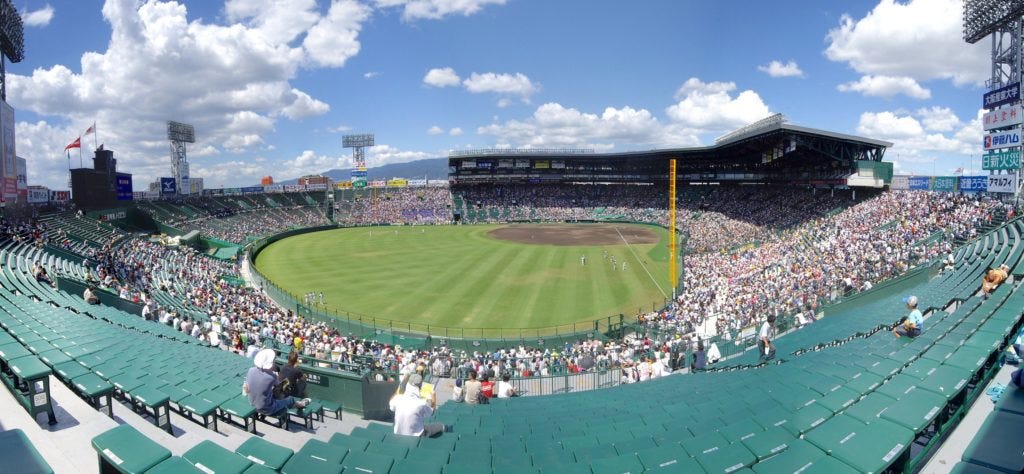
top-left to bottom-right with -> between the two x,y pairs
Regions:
487,223 -> 659,246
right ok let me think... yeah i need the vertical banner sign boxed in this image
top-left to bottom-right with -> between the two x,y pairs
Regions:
160,177 -> 177,195
984,129 -> 1022,150
115,175 -> 133,201
987,173 -> 1017,193
0,101 -> 15,201
983,82 -> 1021,110
983,105 -> 1024,130
932,176 -> 958,192
908,176 -> 932,190
983,150 -> 1022,170
959,176 -> 988,192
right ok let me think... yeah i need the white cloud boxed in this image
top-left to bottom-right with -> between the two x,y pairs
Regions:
374,0 -> 506,21
477,77 -> 773,151
280,88 -> 330,119
363,71 -> 380,79
302,0 -> 371,67
496,98 -> 511,108
837,75 -> 931,99
479,103 -> 674,151
757,60 -> 803,78
666,77 -> 772,131
916,106 -> 960,132
23,4 -> 55,27
449,127 -> 463,136
366,144 -> 433,166
9,0 -> 348,189
462,72 -> 538,99
825,0 -> 988,86
857,109 -> 981,158
423,67 -> 461,87
427,125 -> 444,135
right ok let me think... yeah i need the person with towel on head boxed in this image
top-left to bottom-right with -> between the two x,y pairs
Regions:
390,373 -> 446,437
244,348 -> 308,416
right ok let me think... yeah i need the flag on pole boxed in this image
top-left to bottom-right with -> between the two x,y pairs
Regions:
954,167 -> 963,175
84,123 -> 95,135
64,137 -> 81,151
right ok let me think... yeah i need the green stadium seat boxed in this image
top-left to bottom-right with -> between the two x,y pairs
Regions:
843,391 -> 898,425
950,461 -> 1014,473
826,417 -> 913,473
740,425 -> 797,461
917,365 -> 972,402
391,458 -> 444,474
91,424 -> 171,474
0,429 -> 53,474
718,418 -> 765,443
281,439 -> 344,474
340,450 -> 394,474
183,440 -> 252,474
879,387 -> 947,433
590,452 -> 645,474
875,374 -> 921,401
635,444 -> 700,472
803,414 -> 867,455
235,436 -> 294,471
366,440 -> 409,460
243,463 -> 278,474
960,411 -> 1024,473
781,402 -> 832,437
749,438 -> 827,474
218,395 -> 258,433
693,440 -> 756,473
996,384 -> 1024,416
815,386 -> 861,413
680,430 -> 729,457
328,432 -> 371,453
145,456 -> 196,474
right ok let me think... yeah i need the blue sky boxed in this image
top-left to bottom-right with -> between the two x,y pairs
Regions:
8,0 -> 992,189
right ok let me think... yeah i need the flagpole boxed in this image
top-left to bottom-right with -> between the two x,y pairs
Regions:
93,124 -> 98,152
79,145 -> 83,168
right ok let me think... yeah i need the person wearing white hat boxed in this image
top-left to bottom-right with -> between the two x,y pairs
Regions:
893,295 -> 923,339
244,348 -> 308,416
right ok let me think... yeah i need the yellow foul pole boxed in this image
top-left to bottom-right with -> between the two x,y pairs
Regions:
669,159 -> 677,299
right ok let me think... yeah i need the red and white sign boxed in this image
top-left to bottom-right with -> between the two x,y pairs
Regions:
984,105 -> 1024,131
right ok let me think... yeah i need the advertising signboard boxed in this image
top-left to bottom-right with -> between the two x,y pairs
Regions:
960,176 -> 988,192
984,129 -> 1022,150
115,175 -> 133,200
890,175 -> 909,190
160,177 -> 177,195
987,173 -> 1017,193
984,82 -> 1020,109
932,176 -> 958,192
984,104 -> 1024,130
908,176 -> 931,190
983,150 -> 1021,170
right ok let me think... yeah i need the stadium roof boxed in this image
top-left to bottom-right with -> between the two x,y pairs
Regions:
450,118 -> 893,164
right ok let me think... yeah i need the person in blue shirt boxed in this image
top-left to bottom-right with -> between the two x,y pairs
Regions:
893,295 -> 923,338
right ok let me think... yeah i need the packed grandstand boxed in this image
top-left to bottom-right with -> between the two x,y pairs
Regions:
2,145 -> 1023,474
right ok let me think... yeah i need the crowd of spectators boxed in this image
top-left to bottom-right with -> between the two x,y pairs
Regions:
36,184 -> 1014,389
642,191 -> 1008,340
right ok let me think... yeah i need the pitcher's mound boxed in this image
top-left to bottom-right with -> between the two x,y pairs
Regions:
487,224 -> 659,246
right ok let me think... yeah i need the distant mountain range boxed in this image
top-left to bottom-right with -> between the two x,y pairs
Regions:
271,157 -> 449,185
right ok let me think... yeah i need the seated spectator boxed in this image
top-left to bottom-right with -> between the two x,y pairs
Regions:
479,374 -> 494,400
464,370 -> 481,405
691,341 -> 706,372
452,378 -> 464,403
244,349 -> 308,416
496,373 -> 517,398
389,373 -> 446,437
83,286 -> 100,305
893,295 -> 923,339
279,350 -> 308,398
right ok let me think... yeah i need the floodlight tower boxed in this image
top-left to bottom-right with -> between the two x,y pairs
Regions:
167,121 -> 195,195
964,0 -> 1024,202
0,0 -> 24,102
343,133 -> 374,189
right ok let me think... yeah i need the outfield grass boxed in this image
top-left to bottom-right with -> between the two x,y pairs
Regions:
254,224 -> 672,329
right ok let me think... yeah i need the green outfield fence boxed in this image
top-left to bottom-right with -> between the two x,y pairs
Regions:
246,222 -> 682,352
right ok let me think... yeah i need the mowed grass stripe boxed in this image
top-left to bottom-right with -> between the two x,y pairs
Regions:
254,224 -> 670,329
